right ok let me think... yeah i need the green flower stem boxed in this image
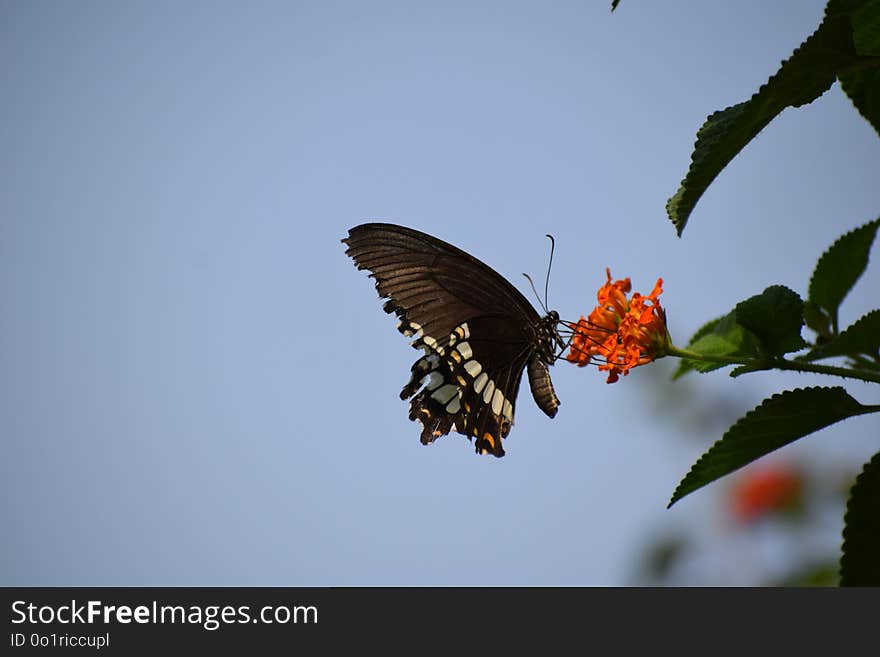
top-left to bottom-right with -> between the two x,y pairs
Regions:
772,359 -> 880,384
665,345 -> 880,384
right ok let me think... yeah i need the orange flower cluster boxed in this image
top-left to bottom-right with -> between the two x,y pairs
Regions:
566,268 -> 667,383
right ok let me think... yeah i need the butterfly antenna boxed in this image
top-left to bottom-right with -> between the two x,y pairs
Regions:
522,272 -> 549,315
544,234 -> 555,311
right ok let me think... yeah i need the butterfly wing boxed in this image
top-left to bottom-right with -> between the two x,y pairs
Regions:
343,223 -> 560,457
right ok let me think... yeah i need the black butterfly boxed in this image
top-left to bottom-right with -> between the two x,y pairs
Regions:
342,223 -> 563,457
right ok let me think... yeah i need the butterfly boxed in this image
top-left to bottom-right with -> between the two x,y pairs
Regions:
342,223 -> 563,457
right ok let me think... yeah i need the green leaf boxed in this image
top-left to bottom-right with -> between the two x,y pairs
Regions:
803,299 -> 832,338
822,1 -> 880,132
803,309 -> 880,361
686,332 -> 750,371
832,0 -> 880,133
828,0 -> 880,54
668,387 -> 876,507
674,311 -> 761,376
840,68 -> 880,136
840,450 -> 880,586
735,285 -> 808,356
672,316 -> 723,378
667,12 -> 859,234
808,217 -> 880,330
729,362 -> 769,377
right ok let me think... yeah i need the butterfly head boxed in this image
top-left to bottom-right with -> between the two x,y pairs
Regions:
536,310 -> 564,363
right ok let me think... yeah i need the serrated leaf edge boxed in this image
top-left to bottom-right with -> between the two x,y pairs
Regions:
668,386 -> 859,508
668,15 -> 857,234
807,217 -> 880,319
840,450 -> 880,586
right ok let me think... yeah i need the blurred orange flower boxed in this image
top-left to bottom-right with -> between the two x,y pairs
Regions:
730,463 -> 803,524
566,268 -> 667,383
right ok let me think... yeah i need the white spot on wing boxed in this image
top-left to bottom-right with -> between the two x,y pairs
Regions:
445,397 -> 461,414
482,380 -> 495,404
457,341 -> 472,360
502,399 -> 513,421
432,384 -> 459,405
464,360 -> 482,378
473,372 -> 488,394
420,335 -> 445,355
399,321 -> 423,338
491,389 -> 504,415
422,371 -> 443,390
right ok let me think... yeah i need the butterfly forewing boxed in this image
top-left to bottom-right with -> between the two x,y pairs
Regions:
343,223 -> 560,457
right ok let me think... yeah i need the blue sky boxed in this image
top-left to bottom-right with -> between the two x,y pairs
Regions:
2,0 -> 878,585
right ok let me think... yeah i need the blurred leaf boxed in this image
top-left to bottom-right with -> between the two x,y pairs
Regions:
667,11 -> 859,234
668,387 -> 875,507
840,450 -> 880,586
637,534 -> 688,581
808,217 -> 880,330
773,561 -> 839,586
802,309 -> 880,361
735,286 -> 808,356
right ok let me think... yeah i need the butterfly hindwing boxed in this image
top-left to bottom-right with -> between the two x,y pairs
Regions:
399,316 -> 530,457
343,223 -> 561,457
